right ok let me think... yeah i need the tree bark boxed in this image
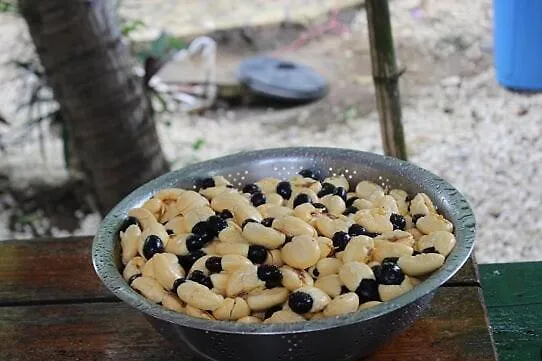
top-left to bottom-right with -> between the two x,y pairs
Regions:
366,0 -> 408,160
19,0 -> 169,213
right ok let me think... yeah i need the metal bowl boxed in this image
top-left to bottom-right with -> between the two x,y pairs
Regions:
92,147 -> 475,361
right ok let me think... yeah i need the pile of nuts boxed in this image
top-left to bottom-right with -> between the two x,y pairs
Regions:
120,169 -> 456,323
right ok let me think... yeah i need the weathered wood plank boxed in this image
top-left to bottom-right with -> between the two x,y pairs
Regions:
449,255 -> 479,285
0,286 -> 496,361
0,237 -> 479,304
480,262 -> 542,361
0,238 -> 113,304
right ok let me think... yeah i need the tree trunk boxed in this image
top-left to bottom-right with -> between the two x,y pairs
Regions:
19,0 -> 169,213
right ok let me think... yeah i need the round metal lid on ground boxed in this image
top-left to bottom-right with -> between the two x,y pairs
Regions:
237,56 -> 329,103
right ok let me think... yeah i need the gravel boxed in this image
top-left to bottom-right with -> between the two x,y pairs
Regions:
1,0 -> 541,263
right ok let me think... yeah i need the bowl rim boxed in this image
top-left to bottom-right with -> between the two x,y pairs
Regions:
92,147 -> 475,335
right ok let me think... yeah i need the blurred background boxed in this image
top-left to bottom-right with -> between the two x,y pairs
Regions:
0,0 -> 540,263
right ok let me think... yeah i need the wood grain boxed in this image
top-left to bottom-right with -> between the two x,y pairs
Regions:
0,238 -> 113,305
480,262 -> 542,361
0,286 -> 496,361
0,236 -> 479,305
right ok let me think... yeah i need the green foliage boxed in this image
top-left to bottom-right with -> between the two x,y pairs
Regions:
121,19 -> 145,37
0,1 -> 16,13
192,138 -> 205,151
136,31 -> 188,63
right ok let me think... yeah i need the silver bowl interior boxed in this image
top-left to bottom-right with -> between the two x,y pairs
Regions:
92,147 -> 475,335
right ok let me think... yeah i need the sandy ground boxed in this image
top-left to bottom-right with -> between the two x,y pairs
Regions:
1,0 -> 541,263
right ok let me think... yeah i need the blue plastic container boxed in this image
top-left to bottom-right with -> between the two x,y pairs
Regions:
493,0 -> 542,90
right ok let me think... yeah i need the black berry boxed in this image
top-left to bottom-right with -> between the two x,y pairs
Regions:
142,235 -> 165,259
120,216 -> 139,232
250,192 -> 267,207
375,263 -> 405,285
205,256 -> 223,273
422,247 -> 439,254
242,218 -> 258,229
276,181 -> 292,200
334,187 -> 347,201
355,279 -> 380,302
288,291 -> 314,314
207,215 -> 228,234
189,270 -> 213,289
192,221 -> 215,241
348,224 -> 367,236
257,264 -> 283,288
248,245 -> 268,264
343,206 -> 359,215
171,277 -> 186,293
196,177 -> 215,190
293,193 -> 312,208
178,250 -> 206,272
348,224 -> 379,238
264,305 -> 283,319
317,182 -> 336,197
332,231 -> 351,251
242,183 -> 261,194
345,196 -> 359,207
186,234 -> 206,252
411,214 -> 424,225
390,213 -> 406,231
218,209 -> 233,219
261,217 -> 275,227
298,169 -> 321,181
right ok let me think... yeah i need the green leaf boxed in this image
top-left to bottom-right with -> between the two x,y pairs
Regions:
121,19 -> 145,37
192,138 -> 205,151
0,1 -> 16,13
150,32 -> 187,57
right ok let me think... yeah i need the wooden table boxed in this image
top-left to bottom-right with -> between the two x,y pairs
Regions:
0,236 -> 530,361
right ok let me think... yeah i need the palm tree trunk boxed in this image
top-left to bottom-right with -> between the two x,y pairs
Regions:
19,0 -> 169,213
